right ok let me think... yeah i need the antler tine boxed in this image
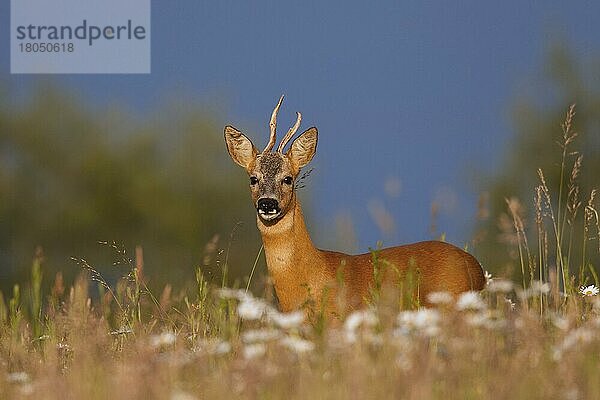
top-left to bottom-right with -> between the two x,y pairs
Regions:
277,112 -> 302,153
264,95 -> 285,153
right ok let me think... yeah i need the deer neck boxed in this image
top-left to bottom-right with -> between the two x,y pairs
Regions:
257,198 -> 324,308
257,198 -> 320,269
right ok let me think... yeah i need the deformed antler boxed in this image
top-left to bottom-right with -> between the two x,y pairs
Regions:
264,95 -> 284,153
263,95 -> 302,154
277,111 -> 302,153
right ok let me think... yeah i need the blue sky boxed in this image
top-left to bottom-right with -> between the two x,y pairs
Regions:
2,1 -> 599,252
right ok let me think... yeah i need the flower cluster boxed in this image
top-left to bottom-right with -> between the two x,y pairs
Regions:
147,281 -> 600,381
216,288 -> 312,359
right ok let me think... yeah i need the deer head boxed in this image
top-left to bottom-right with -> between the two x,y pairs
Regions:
224,95 -> 318,222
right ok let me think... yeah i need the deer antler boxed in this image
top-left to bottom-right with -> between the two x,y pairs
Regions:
277,112 -> 302,153
264,95 -> 285,153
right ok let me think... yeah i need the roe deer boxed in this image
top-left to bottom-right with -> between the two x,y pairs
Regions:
224,96 -> 485,317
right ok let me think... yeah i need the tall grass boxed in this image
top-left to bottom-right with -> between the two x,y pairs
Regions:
0,106 -> 599,399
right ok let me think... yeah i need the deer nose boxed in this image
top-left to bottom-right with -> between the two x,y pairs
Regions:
257,198 -> 280,214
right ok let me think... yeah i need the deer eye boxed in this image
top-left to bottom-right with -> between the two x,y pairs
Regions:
283,176 -> 293,185
250,176 -> 258,185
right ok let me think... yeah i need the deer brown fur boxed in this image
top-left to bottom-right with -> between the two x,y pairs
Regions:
224,96 -> 485,317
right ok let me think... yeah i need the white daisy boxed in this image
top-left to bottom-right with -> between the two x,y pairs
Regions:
484,270 -> 493,284
579,285 -> 599,297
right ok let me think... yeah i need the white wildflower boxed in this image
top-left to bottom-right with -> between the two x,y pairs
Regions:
397,309 -> 441,337
518,280 -> 551,299
280,336 -> 315,354
484,270 -> 493,285
553,327 -> 595,360
241,329 -> 281,343
343,309 -> 378,343
413,309 -> 440,328
150,332 -> 177,348
237,298 -> 271,320
243,343 -> 266,359
456,291 -> 486,311
427,291 -> 453,305
550,314 -> 569,331
268,310 -> 305,329
6,372 -> 30,383
213,341 -> 232,355
487,279 -> 514,293
504,297 -> 516,310
56,342 -> 70,350
215,288 -> 251,302
562,328 -> 594,350
206,340 -> 231,356
531,280 -> 550,294
579,285 -> 599,297
465,311 -> 506,330
195,338 -> 231,356
344,309 -> 378,332
465,312 -> 488,328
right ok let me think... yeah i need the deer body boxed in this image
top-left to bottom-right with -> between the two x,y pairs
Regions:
259,200 -> 484,314
225,96 -> 485,317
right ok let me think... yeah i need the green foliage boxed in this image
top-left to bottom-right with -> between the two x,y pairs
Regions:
0,82 -> 261,294
29,248 -> 43,340
0,292 -> 6,324
368,242 -> 420,311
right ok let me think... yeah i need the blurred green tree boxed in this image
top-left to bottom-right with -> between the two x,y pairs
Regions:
473,44 -> 600,283
0,83 -> 262,294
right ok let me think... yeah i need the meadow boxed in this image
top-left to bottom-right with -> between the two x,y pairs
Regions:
0,106 -> 599,400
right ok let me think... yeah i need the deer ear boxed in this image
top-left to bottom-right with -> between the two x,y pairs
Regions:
224,126 -> 258,170
287,127 -> 318,169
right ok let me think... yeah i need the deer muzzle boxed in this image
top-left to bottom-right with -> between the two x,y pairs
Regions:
257,197 -> 281,220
